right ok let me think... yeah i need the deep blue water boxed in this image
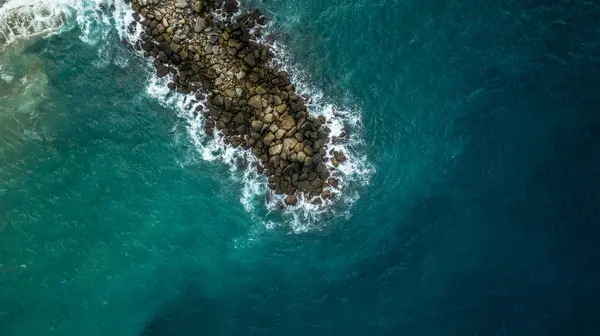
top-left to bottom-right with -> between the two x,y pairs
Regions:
1,0 -> 600,335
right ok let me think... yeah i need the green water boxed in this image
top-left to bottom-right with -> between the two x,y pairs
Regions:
2,0 -> 600,335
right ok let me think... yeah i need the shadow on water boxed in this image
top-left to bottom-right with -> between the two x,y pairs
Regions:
139,282 -> 222,336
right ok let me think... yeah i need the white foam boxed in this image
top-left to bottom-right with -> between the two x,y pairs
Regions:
250,22 -> 374,232
0,64 -> 13,82
0,0 -> 137,62
117,6 -> 373,232
0,0 -> 71,49
0,0 -> 372,231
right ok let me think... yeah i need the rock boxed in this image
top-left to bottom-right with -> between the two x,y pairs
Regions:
244,52 -> 256,66
283,138 -> 298,150
248,95 -> 262,109
233,113 -> 245,124
157,51 -> 168,62
255,86 -> 267,95
264,114 -> 275,123
193,1 -> 203,13
298,181 -> 311,191
156,65 -> 169,78
321,190 -> 332,199
251,120 -> 263,132
213,95 -> 224,106
275,129 -> 286,140
208,35 -> 219,44
263,132 -> 275,146
334,151 -> 347,163
194,18 -> 207,32
219,112 -> 232,124
208,106 -> 220,119
225,88 -> 237,97
128,0 -> 334,202
328,178 -> 339,188
303,146 -> 313,156
284,194 -> 298,206
180,49 -> 188,60
304,156 -> 313,167
296,151 -> 306,163
269,144 -> 283,156
175,0 -> 188,8
281,115 -> 295,130
312,177 -> 323,188
275,104 -> 287,113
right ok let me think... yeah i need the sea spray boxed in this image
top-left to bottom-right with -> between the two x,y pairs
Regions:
0,0 -> 372,231
121,0 -> 373,231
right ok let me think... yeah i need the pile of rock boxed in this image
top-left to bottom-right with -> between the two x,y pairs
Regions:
129,0 -> 347,205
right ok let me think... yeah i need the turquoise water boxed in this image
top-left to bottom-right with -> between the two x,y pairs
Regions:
2,0 -> 600,335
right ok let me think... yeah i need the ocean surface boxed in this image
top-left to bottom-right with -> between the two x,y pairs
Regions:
1,0 -> 600,335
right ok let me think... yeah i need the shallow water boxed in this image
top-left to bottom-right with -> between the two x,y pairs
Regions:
1,0 -> 600,335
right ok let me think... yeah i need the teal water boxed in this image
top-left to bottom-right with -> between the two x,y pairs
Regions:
2,0 -> 600,335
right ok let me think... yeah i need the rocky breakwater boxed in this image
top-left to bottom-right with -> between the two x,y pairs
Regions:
129,0 -> 348,206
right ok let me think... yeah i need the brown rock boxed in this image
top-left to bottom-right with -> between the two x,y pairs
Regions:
281,115 -> 295,130
296,151 -> 306,163
275,129 -> 286,140
328,178 -> 339,188
255,86 -> 267,94
264,114 -> 275,123
225,88 -> 237,97
248,95 -> 262,109
293,142 -> 304,152
251,120 -> 263,132
284,194 -> 298,206
269,144 -> 283,156
263,132 -> 275,146
334,150 -> 347,163
283,138 -> 298,150
276,104 -> 287,113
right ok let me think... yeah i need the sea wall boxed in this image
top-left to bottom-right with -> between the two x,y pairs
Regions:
129,0 -> 347,206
